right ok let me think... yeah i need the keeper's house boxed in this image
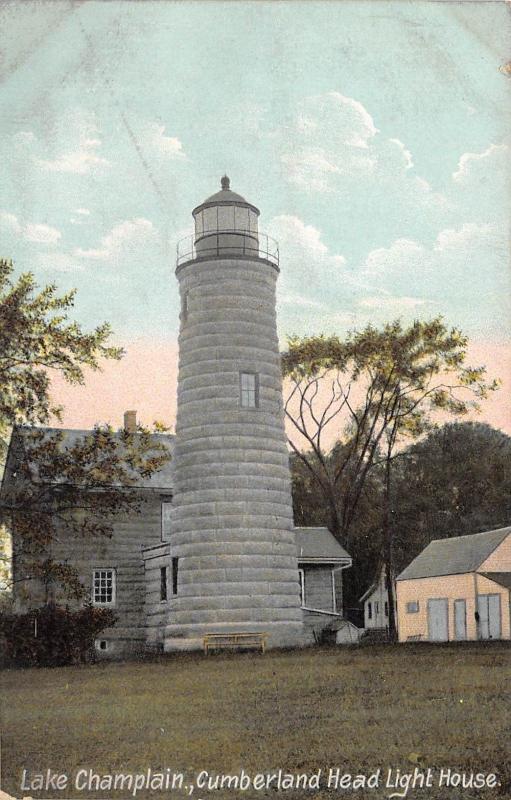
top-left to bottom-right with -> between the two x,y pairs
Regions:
396,527 -> 511,643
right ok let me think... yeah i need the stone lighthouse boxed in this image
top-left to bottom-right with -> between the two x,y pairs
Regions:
164,177 -> 304,650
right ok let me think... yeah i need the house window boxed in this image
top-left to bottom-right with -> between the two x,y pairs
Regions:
161,500 -> 172,542
160,567 -> 168,602
384,601 -> 389,617
298,568 -> 305,606
240,372 -> 258,408
406,601 -> 419,614
172,557 -> 179,595
375,601 -> 380,615
92,569 -> 116,606
367,602 -> 372,620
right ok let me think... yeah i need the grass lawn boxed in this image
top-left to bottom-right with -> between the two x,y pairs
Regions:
1,643 -> 510,800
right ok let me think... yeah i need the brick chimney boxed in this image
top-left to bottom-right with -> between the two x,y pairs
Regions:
124,410 -> 137,432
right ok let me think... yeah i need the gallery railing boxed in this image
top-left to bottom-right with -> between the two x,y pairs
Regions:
176,230 -> 279,267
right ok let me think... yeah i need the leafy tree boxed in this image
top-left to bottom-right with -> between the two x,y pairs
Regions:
0,259 -> 171,602
0,257 -> 122,451
3,425 -> 170,602
390,422 -> 511,573
283,317 -> 499,635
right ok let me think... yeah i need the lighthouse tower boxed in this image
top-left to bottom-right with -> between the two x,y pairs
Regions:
164,177 -> 304,650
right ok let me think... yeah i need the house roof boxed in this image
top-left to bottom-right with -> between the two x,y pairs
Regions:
480,572 -> 511,590
397,526 -> 511,581
295,527 -> 351,564
1,426 -> 174,493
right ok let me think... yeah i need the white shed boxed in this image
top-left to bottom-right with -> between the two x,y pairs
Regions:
359,565 -> 392,630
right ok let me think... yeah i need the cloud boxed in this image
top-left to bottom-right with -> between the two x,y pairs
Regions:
74,218 -> 156,261
273,92 -> 450,224
36,251 -> 84,273
359,295 -> 429,310
453,143 -> 508,183
141,123 -> 185,159
37,138 -> 109,174
353,221 -> 509,333
75,208 -> 91,216
34,109 -> 110,175
24,222 -> 61,244
0,211 -> 61,245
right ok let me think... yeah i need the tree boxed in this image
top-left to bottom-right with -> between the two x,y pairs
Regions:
2,425 -> 170,602
0,259 -> 171,602
390,422 -> 511,573
282,317 -> 499,635
0,258 -> 122,451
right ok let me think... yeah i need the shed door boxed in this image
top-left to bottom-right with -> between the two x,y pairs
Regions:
427,598 -> 449,642
454,599 -> 467,641
477,594 -> 501,640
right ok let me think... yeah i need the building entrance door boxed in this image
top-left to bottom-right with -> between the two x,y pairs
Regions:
427,598 -> 449,642
477,594 -> 501,640
454,599 -> 467,640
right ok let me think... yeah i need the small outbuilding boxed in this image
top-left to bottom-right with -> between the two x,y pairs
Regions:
359,565 -> 393,631
396,526 -> 511,643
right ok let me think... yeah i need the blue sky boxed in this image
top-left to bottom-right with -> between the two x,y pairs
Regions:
1,0 -> 509,349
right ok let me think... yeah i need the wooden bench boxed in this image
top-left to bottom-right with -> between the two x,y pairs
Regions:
203,632 -> 268,654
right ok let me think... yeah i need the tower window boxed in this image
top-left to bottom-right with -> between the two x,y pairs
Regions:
160,567 -> 168,602
172,557 -> 179,595
92,569 -> 116,606
181,290 -> 189,321
240,372 -> 258,408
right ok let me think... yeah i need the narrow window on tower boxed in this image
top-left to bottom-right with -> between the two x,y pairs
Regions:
240,372 -> 258,408
160,566 -> 168,602
171,557 -> 179,595
181,290 -> 189,322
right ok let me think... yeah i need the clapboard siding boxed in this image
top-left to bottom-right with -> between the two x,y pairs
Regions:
143,543 -> 171,650
303,565 -> 335,612
14,492 -> 165,657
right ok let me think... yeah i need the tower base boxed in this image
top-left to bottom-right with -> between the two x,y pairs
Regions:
163,620 -> 307,652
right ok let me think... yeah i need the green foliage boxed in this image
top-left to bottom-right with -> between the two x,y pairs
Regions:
0,258 -> 123,452
0,604 -> 117,667
291,422 -> 511,609
283,317 -> 499,541
390,422 -> 511,574
4,424 -> 171,600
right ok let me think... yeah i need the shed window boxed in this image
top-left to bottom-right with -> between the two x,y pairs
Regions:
240,372 -> 258,408
160,567 -> 168,602
172,557 -> 179,596
384,601 -> 389,617
298,568 -> 305,606
92,569 -> 116,606
406,601 -> 419,614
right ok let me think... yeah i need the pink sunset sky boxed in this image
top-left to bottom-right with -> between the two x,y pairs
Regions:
50,336 -> 511,441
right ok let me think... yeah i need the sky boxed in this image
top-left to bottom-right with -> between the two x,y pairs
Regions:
1,0 -> 510,434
